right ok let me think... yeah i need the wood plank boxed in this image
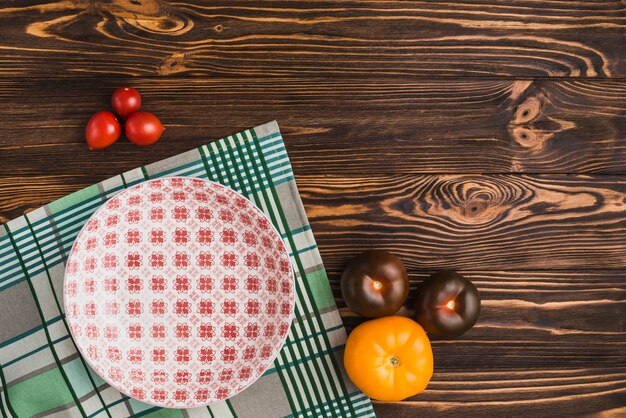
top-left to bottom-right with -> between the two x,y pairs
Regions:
296,174 -> 626,270
0,0 -> 624,78
0,77 -> 624,197
0,175 -> 93,223
3,173 -> 626,270
372,372 -> 626,418
334,270 -> 626,417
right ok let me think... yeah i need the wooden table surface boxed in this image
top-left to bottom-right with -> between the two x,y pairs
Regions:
1,1 -> 625,416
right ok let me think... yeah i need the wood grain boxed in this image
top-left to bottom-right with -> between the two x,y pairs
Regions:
372,367 -> 626,418
5,174 -> 626,269
0,176 -> 94,223
0,0 -> 624,78
332,271 -> 626,417
0,77 -> 624,207
297,174 -> 626,270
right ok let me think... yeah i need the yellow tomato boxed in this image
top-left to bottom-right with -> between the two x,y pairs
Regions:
343,316 -> 433,401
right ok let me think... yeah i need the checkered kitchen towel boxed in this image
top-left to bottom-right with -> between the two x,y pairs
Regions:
0,121 -> 375,418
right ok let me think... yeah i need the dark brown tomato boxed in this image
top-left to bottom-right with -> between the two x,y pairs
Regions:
414,270 -> 481,339
341,250 -> 409,318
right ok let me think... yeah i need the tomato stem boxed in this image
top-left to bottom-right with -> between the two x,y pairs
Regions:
388,355 -> 401,368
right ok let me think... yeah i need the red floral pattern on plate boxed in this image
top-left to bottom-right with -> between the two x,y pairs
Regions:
64,177 -> 294,408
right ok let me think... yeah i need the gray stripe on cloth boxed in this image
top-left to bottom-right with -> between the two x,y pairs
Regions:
5,352 -> 80,388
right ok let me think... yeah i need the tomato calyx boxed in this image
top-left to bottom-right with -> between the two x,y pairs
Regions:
388,355 -> 401,368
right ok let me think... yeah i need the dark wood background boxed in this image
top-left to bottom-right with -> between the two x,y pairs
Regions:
1,1 -> 625,416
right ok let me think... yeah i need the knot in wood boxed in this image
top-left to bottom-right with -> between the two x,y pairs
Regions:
512,97 -> 542,124
510,126 -> 554,151
423,177 -> 518,227
158,52 -> 190,75
132,14 -> 193,35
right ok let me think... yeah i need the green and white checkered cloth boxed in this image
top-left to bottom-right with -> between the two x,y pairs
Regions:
0,121 -> 375,418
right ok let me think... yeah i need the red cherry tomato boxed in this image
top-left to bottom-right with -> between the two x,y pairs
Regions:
125,112 -> 165,146
85,111 -> 121,150
111,87 -> 141,119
